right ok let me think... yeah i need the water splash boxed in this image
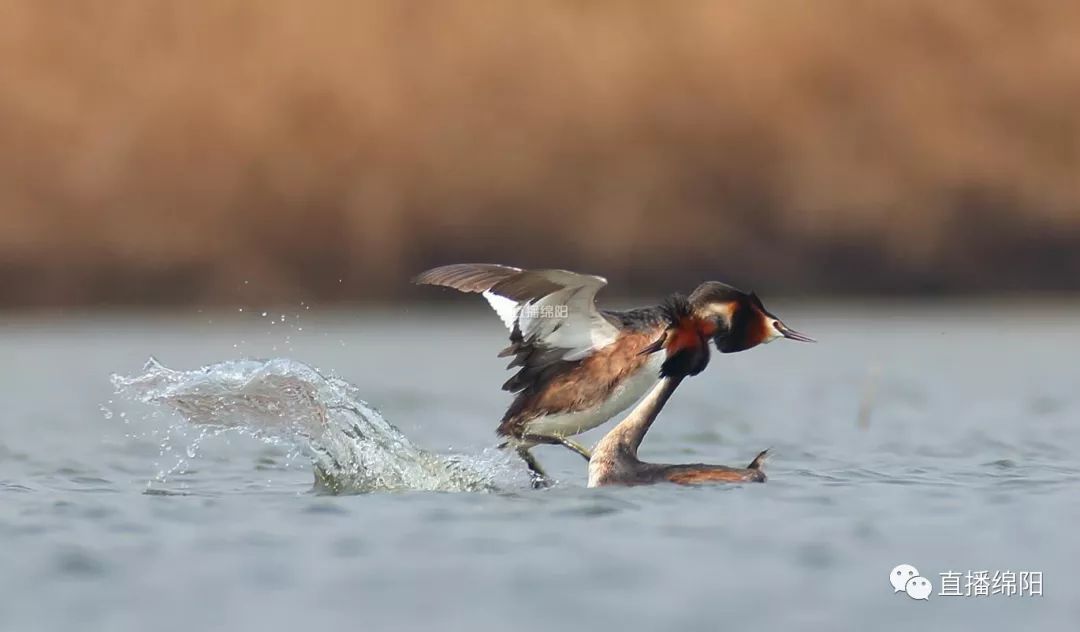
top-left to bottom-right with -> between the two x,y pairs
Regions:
111,357 -> 502,494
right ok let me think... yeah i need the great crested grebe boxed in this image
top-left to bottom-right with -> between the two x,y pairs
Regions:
414,263 -> 811,482
589,295 -> 768,487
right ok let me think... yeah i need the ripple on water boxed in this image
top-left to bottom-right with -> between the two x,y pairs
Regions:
54,546 -> 108,578
68,476 -> 115,488
330,536 -> 366,557
795,541 -> 838,570
0,443 -> 30,462
551,499 -> 631,518
302,500 -> 351,515
142,488 -> 194,496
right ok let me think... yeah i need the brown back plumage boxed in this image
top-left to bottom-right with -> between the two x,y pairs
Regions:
661,465 -> 766,484
659,449 -> 768,484
497,327 -> 662,436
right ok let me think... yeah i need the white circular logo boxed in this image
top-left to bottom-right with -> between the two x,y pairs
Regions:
890,564 -> 919,592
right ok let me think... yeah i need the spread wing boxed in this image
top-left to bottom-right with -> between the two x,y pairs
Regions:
413,263 -> 620,391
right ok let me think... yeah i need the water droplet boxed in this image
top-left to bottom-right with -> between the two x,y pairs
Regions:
99,405 -> 114,420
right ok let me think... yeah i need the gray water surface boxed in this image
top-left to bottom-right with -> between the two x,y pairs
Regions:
1,303 -> 1077,631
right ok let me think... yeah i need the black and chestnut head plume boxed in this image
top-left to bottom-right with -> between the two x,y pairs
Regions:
640,294 -> 714,378
688,282 -> 815,354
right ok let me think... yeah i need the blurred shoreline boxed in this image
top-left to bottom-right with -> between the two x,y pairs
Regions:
3,294 -> 1079,321
2,1 -> 1079,307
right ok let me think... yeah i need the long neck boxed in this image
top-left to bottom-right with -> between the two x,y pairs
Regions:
602,376 -> 684,457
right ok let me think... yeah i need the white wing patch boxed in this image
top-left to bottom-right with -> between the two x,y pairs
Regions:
518,286 -> 618,361
482,290 -> 520,330
483,270 -> 619,361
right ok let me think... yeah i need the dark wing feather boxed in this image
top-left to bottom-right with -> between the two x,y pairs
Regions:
414,263 -> 619,393
412,263 -> 523,294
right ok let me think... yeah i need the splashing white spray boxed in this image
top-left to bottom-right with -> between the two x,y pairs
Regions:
112,358 -> 507,493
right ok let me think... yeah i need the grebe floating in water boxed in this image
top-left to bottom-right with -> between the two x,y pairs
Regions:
415,263 -> 811,482
588,295 -> 768,488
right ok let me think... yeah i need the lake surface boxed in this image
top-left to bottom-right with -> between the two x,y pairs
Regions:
1,302 -> 1077,631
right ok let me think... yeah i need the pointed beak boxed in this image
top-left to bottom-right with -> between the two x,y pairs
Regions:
777,323 -> 816,343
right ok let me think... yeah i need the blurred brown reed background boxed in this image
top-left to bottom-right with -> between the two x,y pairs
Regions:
2,0 -> 1079,308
